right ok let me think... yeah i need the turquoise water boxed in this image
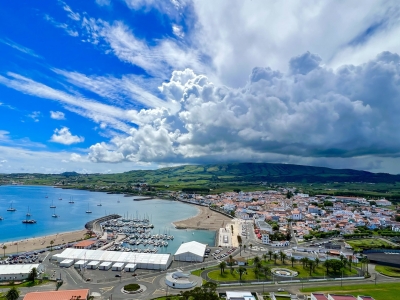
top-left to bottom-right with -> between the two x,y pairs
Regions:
0,185 -> 215,253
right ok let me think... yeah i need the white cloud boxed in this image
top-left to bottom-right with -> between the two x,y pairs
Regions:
27,111 -> 41,122
0,72 -> 134,133
50,111 -> 66,120
96,0 -> 110,6
51,127 -> 84,145
190,0 -> 400,86
172,24 -> 184,38
0,38 -> 42,59
84,52 -> 400,174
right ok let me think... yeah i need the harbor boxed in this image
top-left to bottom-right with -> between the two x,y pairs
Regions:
0,185 -> 216,254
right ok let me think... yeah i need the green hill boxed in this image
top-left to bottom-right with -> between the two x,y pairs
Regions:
2,163 -> 400,199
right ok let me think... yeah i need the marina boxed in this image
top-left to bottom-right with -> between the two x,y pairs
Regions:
0,185 -> 216,254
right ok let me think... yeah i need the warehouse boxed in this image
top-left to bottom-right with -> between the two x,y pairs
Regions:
60,259 -> 74,268
87,261 -> 101,269
74,260 -> 87,269
112,262 -> 125,271
174,241 -> 206,262
0,264 -> 43,282
99,262 -> 112,270
124,263 -> 137,272
53,248 -> 172,270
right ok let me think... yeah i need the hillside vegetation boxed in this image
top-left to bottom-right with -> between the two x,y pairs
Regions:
2,163 -> 400,199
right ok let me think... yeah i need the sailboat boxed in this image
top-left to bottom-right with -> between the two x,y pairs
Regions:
58,195 -> 62,200
97,200 -> 102,207
86,204 -> 92,214
7,202 -> 16,212
50,199 -> 56,208
68,197 -> 74,204
22,209 -> 36,224
0,216 -> 3,220
52,208 -> 59,218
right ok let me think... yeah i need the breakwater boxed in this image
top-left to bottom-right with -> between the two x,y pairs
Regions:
85,214 -> 121,232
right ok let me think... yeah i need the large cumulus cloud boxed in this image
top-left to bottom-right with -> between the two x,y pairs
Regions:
88,52 -> 400,166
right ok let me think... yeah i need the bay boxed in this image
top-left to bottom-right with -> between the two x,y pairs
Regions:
0,185 -> 215,254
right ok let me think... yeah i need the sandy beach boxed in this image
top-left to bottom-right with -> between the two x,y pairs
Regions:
173,204 -> 232,231
0,229 -> 88,256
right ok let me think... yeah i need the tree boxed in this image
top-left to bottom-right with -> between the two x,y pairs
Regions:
253,256 -> 260,265
348,256 -> 353,271
28,267 -> 38,283
2,245 -> 6,258
329,259 -> 344,273
238,266 -> 246,281
262,254 -> 267,262
309,261 -> 314,276
50,240 -> 54,251
290,256 -> 296,267
279,251 -> 284,262
281,253 -> 287,264
262,266 -> 270,280
315,257 -> 320,267
249,243 -> 253,253
323,260 -> 331,274
268,250 -> 273,261
243,245 -> 247,253
273,253 -> 278,265
219,261 -> 226,275
300,257 -> 308,268
239,244 -> 242,256
5,287 -> 20,300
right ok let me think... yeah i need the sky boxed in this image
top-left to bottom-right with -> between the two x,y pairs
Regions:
1,0 -> 400,174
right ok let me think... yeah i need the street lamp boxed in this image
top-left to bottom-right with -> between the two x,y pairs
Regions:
341,270 -> 343,287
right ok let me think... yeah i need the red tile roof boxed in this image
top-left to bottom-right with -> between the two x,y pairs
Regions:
23,289 -> 89,300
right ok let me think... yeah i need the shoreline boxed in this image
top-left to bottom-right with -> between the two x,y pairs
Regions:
0,229 -> 88,256
172,203 -> 232,231
0,186 -> 222,254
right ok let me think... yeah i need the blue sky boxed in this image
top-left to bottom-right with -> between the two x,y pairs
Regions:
1,0 -> 400,174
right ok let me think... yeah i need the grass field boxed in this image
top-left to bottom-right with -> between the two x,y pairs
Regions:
302,282 -> 400,300
346,238 -> 393,251
206,262 -> 358,282
375,265 -> 400,277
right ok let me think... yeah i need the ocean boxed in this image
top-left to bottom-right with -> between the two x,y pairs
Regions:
0,185 -> 215,253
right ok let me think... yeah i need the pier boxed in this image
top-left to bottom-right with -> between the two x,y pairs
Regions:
85,214 -> 121,234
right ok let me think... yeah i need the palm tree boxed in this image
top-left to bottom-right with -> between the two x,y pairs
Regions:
219,261 -> 227,275
300,257 -> 308,268
268,250 -> 273,261
5,286 -> 20,300
262,266 -> 270,280
253,256 -> 260,265
272,253 -> 278,265
309,261 -> 314,276
262,254 -> 267,262
2,245 -> 6,258
238,266 -> 246,281
315,257 -> 320,268
249,243 -> 253,254
290,256 -> 296,267
28,267 -> 38,283
323,260 -> 331,274
243,245 -> 247,253
348,256 -> 353,271
281,253 -> 287,264
50,240 -> 54,251
239,244 -> 242,256
279,251 -> 284,262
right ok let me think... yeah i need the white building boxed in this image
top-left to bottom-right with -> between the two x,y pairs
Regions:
0,264 -> 43,282
53,248 -> 172,270
260,230 -> 270,244
112,262 -> 125,271
165,269 -> 197,289
60,259 -> 74,268
99,261 -> 112,270
124,263 -> 137,272
174,241 -> 206,262
87,261 -> 100,269
226,291 -> 256,300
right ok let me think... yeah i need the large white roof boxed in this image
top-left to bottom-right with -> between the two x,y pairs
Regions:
0,264 -> 40,275
56,248 -> 171,265
174,241 -> 206,257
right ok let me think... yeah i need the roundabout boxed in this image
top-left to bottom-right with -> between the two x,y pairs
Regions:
121,283 -> 146,295
271,268 -> 298,277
